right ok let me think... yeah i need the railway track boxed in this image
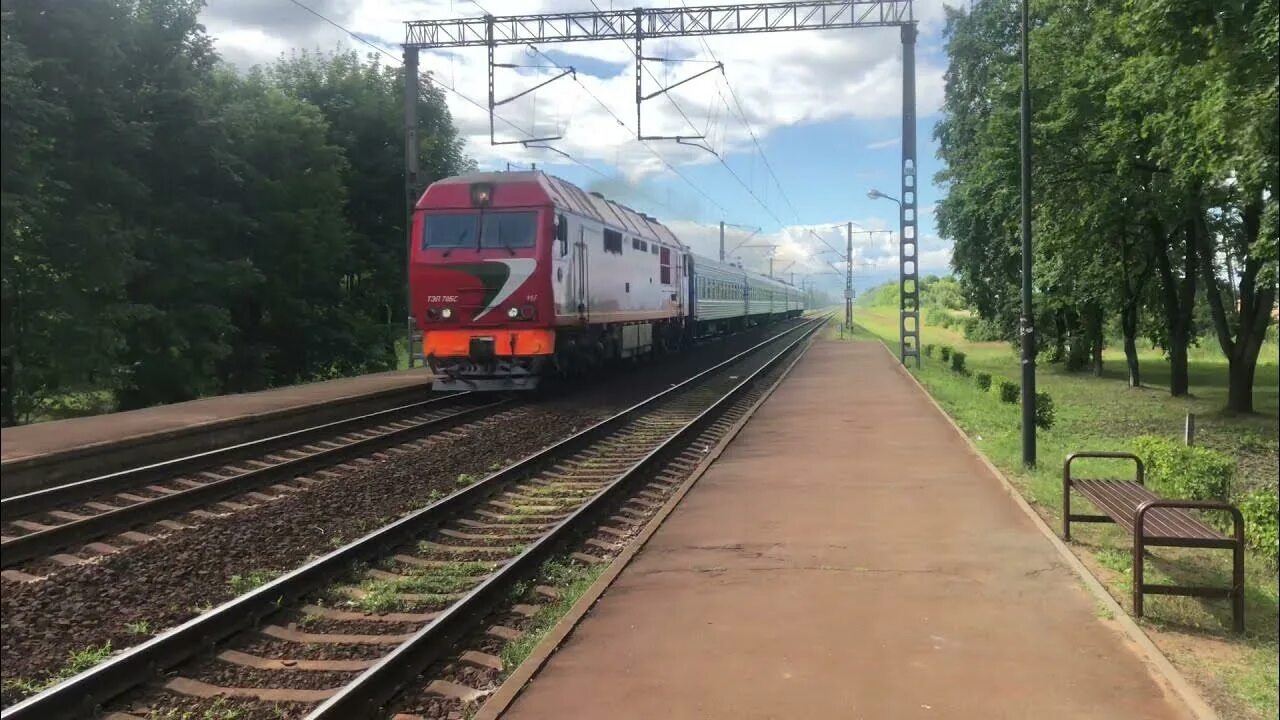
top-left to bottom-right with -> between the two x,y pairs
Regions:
1,316 -> 825,720
0,393 -> 511,571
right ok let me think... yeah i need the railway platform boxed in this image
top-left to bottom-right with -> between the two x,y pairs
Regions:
495,338 -> 1194,720
1,368 -> 432,496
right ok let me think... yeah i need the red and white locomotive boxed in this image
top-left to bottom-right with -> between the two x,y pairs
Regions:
410,171 -> 803,390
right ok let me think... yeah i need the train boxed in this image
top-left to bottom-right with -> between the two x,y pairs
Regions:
409,171 -> 805,390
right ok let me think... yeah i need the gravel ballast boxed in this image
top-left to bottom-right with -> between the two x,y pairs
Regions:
1,324 -> 799,704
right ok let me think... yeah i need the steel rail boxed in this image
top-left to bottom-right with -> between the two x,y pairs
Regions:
310,317 -> 826,719
0,396 -> 510,567
1,318 -> 822,720
2,392 -> 474,518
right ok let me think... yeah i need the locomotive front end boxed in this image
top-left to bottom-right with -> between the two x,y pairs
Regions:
410,175 -> 556,391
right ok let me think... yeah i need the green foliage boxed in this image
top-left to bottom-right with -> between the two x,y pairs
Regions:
939,346 -> 952,362
934,0 -> 1279,410
950,350 -> 968,375
975,372 -> 992,391
1133,436 -> 1235,502
228,569 -> 282,595
925,306 -> 959,330
0,10 -> 470,424
498,559 -> 605,676
1238,489 -> 1279,564
924,343 -> 935,358
1,642 -> 113,702
998,380 -> 1019,404
962,316 -> 1004,342
859,276 -> 967,313
1033,391 -> 1055,430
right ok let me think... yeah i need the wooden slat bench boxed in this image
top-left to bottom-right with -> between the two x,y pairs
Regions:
1063,451 -> 1245,632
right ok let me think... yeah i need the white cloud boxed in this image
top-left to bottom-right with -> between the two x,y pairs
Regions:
664,216 -> 951,284
202,0 -> 948,181
865,136 -> 901,150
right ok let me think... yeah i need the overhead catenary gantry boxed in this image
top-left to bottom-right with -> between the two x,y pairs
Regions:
403,1 -> 921,366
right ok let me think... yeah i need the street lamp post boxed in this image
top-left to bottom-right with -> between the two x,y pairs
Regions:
1019,0 -> 1036,467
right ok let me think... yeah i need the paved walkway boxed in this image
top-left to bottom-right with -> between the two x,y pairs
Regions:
500,339 -> 1191,720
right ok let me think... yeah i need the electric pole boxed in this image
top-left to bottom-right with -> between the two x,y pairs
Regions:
845,222 -> 854,328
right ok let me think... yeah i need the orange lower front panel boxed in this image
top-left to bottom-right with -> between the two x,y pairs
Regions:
423,328 -> 556,357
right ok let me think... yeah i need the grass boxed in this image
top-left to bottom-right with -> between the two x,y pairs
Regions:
124,619 -> 152,636
1,642 -> 113,702
851,306 -> 1279,720
227,569 -> 282,595
497,559 -> 606,674
147,696 -> 250,719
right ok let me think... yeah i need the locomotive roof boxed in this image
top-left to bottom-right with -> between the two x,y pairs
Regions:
432,171 -> 684,250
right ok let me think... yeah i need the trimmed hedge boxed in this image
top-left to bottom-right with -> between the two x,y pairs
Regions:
1034,391 -> 1055,430
1239,488 -> 1279,563
975,372 -> 992,391
998,380 -> 1018,403
1133,435 -> 1233,502
939,345 -> 952,362
950,350 -> 968,375
1130,436 -> 1280,561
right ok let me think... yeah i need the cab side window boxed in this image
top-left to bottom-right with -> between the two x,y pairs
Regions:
603,229 -> 623,254
556,214 -> 569,256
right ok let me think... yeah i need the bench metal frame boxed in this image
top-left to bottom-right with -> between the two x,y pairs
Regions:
1063,451 -> 1245,633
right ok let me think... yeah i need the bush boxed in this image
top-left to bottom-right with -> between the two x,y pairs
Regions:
925,307 -> 948,327
1034,391 -> 1055,429
1239,488 -> 1279,563
924,343 -> 935,358
998,380 -> 1018,403
939,345 -> 952,362
975,372 -> 992,391
963,316 -> 1004,342
1133,436 -> 1234,502
950,350 -> 968,374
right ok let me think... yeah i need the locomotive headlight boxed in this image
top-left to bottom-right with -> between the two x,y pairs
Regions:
441,307 -> 453,319
507,307 -> 520,319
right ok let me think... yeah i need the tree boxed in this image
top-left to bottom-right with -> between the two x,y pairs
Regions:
2,0 -> 143,421
934,1 -> 1024,345
0,7 -> 474,422
935,0 -> 1278,409
267,51 -> 471,365
1117,0 -> 1278,409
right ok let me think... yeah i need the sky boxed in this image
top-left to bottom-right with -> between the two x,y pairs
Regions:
200,0 -> 955,295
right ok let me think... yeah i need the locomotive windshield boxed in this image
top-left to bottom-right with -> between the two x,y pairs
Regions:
480,212 -> 536,250
423,211 -> 536,250
423,213 -> 477,248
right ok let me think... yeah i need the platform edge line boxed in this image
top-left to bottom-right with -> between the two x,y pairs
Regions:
472,331 -> 821,720
876,341 -> 1218,720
